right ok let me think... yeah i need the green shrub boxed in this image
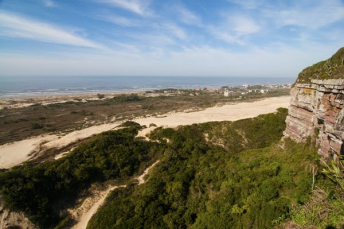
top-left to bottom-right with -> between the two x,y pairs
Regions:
0,123 -> 162,228
31,123 -> 43,129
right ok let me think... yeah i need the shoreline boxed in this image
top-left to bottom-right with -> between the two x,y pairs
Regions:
0,96 -> 291,169
0,91 -> 145,110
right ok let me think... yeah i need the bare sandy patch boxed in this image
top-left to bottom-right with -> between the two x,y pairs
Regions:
0,96 -> 290,169
0,135 -> 57,169
133,96 -> 290,127
70,161 -> 159,229
136,160 -> 160,185
44,122 -> 122,149
70,185 -> 126,229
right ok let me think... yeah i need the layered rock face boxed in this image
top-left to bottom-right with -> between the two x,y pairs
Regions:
284,79 -> 344,159
285,48 -> 344,159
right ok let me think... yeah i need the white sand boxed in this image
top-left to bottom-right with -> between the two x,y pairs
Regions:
44,123 -> 121,149
70,185 -> 126,229
71,160 -> 159,229
136,160 -> 160,185
0,135 -> 57,169
0,96 -> 290,169
134,96 -> 290,127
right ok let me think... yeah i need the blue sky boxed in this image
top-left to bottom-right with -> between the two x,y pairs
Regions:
0,0 -> 343,77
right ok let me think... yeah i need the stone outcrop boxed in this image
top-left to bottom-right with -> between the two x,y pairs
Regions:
284,79 -> 344,159
285,48 -> 344,159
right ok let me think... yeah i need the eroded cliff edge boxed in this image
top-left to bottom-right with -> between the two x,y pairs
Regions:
284,48 -> 344,159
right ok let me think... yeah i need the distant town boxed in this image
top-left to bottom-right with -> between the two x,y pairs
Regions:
145,83 -> 291,99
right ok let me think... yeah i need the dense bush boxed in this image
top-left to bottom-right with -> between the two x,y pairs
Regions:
113,94 -> 143,102
88,110 -> 318,229
0,108 -> 326,229
0,123 -> 162,228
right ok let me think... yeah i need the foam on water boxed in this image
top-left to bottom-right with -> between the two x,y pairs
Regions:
0,76 -> 294,98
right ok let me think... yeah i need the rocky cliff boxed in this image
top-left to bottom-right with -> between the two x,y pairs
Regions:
284,48 -> 344,159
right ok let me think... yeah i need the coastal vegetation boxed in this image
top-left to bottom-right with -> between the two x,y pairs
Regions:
296,47 -> 344,83
0,123 -> 163,228
0,87 -> 289,145
2,108 -> 342,228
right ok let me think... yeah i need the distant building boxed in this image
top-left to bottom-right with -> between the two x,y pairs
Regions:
243,84 -> 248,88
224,88 -> 229,97
224,88 -> 233,97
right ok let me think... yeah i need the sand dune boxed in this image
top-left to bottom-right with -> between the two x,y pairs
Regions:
70,161 -> 159,229
134,96 -> 290,127
0,135 -> 57,169
0,96 -> 290,169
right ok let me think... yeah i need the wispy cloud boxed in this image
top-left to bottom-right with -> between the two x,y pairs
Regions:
97,0 -> 151,16
43,0 -> 57,8
1,42 -> 340,77
0,11 -> 104,49
211,15 -> 260,45
163,23 -> 187,40
174,5 -> 201,26
264,0 -> 344,29
131,33 -> 176,47
98,14 -> 140,27
226,0 -> 264,9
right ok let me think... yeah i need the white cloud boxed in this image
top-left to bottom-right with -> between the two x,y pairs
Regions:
232,16 -> 260,35
175,5 -> 202,26
97,0 -> 151,16
0,43 -> 341,77
265,0 -> 344,29
99,14 -> 139,27
211,15 -> 260,45
0,11 -> 104,49
43,0 -> 57,8
0,46 -> 315,77
133,33 -> 176,46
163,23 -> 187,40
226,0 -> 264,9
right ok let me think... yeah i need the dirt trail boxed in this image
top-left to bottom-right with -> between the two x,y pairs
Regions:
136,160 -> 160,185
70,161 -> 159,229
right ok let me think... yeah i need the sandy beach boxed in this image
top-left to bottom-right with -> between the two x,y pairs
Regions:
0,92 -> 127,110
0,96 -> 290,169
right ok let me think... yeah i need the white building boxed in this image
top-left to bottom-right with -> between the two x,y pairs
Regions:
224,88 -> 229,97
224,88 -> 233,97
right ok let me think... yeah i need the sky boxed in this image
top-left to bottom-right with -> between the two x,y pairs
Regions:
0,0 -> 343,78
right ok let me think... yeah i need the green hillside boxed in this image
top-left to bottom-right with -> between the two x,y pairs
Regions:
296,47 -> 344,83
0,109 -> 343,229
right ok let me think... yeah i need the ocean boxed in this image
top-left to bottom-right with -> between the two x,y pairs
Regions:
0,76 -> 295,98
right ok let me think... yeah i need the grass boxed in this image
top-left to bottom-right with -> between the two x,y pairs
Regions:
296,47 -> 344,83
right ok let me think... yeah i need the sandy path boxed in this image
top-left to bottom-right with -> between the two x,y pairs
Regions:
136,160 -> 160,185
0,96 -> 290,169
71,161 -> 159,229
70,185 -> 126,229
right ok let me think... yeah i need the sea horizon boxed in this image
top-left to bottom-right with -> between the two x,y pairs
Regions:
0,76 -> 295,98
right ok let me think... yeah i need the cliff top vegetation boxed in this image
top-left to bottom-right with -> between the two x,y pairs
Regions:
296,47 -> 344,83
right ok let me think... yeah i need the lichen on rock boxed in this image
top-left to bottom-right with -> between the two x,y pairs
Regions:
285,48 -> 344,159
